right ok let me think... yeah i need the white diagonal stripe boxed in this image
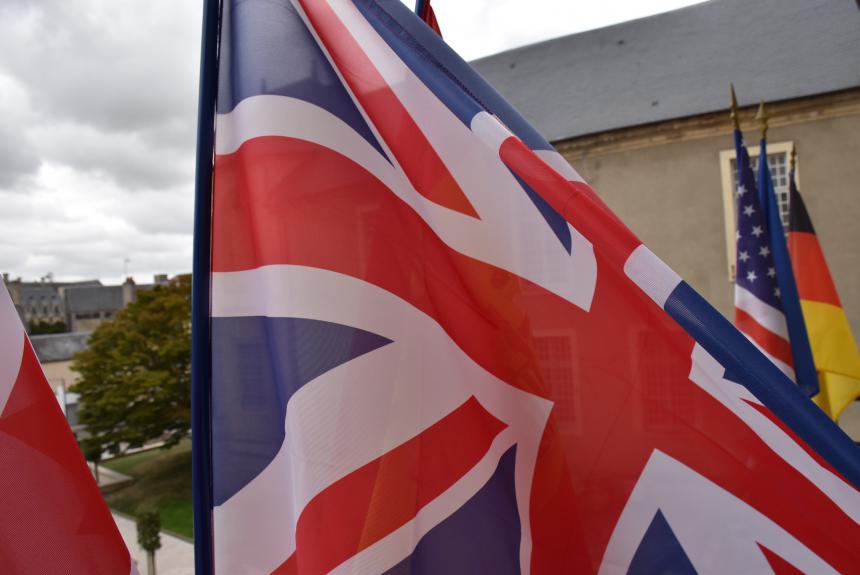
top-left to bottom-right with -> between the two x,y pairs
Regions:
212,266 -> 551,574
0,283 -> 25,415
734,284 -> 789,340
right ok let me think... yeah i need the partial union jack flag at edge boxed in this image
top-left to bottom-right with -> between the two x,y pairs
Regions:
207,1 -> 860,573
0,283 -> 134,573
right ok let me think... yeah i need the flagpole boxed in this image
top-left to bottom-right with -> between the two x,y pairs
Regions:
191,0 -> 220,572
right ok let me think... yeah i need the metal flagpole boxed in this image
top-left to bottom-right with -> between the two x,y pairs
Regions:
191,0 -> 221,572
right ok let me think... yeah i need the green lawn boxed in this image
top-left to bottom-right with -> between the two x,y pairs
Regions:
102,440 -> 193,538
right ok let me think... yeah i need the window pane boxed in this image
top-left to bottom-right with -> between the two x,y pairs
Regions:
729,151 -> 791,231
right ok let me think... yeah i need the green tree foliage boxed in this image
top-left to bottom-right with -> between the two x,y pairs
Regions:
82,442 -> 103,484
72,275 -> 191,456
137,510 -> 162,575
29,320 -> 67,335
137,510 -> 162,553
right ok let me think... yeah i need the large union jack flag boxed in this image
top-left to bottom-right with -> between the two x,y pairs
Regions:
207,1 -> 860,573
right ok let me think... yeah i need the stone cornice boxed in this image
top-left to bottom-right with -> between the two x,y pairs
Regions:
554,88 -> 860,158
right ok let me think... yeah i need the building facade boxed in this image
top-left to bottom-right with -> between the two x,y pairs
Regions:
2,275 -> 161,333
473,0 -> 860,432
29,332 -> 91,431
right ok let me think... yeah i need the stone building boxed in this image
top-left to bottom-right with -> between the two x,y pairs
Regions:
2,274 -> 100,331
30,332 -> 91,431
2,275 -> 161,333
63,278 -> 146,333
473,0 -> 860,432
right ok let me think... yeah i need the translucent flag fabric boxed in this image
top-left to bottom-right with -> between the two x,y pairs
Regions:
0,283 -> 134,574
207,1 -> 860,572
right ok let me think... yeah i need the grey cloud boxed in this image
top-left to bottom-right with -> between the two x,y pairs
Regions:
30,121 -> 195,189
0,1 -> 200,136
0,75 -> 40,186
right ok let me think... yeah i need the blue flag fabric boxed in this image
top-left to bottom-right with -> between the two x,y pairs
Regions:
203,0 -> 860,572
757,138 -> 819,397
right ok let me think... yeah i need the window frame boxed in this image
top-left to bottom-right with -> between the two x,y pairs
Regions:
718,140 -> 798,281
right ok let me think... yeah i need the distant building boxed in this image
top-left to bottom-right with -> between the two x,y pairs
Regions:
2,274 -> 100,331
30,332 -> 91,431
63,278 -> 148,333
2,274 -> 167,333
473,0 -> 860,434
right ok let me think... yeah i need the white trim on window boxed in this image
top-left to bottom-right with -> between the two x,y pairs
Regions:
718,140 -> 798,281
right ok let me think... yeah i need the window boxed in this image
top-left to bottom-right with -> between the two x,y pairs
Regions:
719,140 -> 796,280
638,332 -> 696,431
534,333 -> 579,428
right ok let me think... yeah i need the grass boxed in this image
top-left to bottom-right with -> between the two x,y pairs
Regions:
102,445 -> 175,475
102,440 -> 193,538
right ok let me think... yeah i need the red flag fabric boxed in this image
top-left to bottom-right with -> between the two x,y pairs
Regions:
0,282 -> 134,574
419,0 -> 441,36
207,1 -> 860,573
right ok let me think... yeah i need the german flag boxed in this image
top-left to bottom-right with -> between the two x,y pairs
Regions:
787,150 -> 860,420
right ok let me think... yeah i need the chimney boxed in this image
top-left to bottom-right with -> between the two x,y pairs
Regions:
122,277 -> 136,307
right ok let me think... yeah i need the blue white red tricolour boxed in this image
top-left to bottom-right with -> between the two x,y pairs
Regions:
0,283 -> 134,573
207,1 -> 860,573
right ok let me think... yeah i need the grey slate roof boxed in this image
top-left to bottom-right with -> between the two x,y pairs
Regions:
471,0 -> 860,142
64,285 -> 124,314
30,332 -> 90,363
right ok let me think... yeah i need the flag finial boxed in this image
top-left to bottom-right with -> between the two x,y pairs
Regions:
755,100 -> 769,139
790,144 -> 797,171
730,84 -> 740,129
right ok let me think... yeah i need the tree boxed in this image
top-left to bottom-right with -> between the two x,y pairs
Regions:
72,275 -> 191,456
29,320 -> 67,335
82,442 -> 102,484
136,510 -> 161,575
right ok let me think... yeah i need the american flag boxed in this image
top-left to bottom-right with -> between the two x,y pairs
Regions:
204,1 -> 860,573
0,282 -> 134,573
732,130 -> 795,379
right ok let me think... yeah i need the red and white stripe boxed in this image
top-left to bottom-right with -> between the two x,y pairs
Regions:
734,284 -> 796,379
211,1 -> 860,573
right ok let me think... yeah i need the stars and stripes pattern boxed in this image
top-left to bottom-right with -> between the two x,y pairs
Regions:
207,1 -> 860,573
732,131 -> 794,379
0,282 -> 134,574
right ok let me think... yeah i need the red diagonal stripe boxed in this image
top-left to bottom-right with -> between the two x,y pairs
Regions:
743,399 -> 847,484
757,544 -> 805,575
0,341 -> 130,574
273,396 -> 506,575
735,307 -> 795,368
213,136 -> 860,573
498,135 -> 640,263
297,0 -> 477,218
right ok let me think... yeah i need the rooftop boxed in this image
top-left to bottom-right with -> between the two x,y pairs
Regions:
64,285 -> 125,314
30,332 -> 90,363
471,0 -> 860,142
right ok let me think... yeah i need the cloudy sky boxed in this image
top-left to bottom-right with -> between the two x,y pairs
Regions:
0,0 -> 705,285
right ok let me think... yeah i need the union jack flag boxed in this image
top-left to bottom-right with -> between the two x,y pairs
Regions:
0,282 -> 134,573
206,1 -> 860,573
